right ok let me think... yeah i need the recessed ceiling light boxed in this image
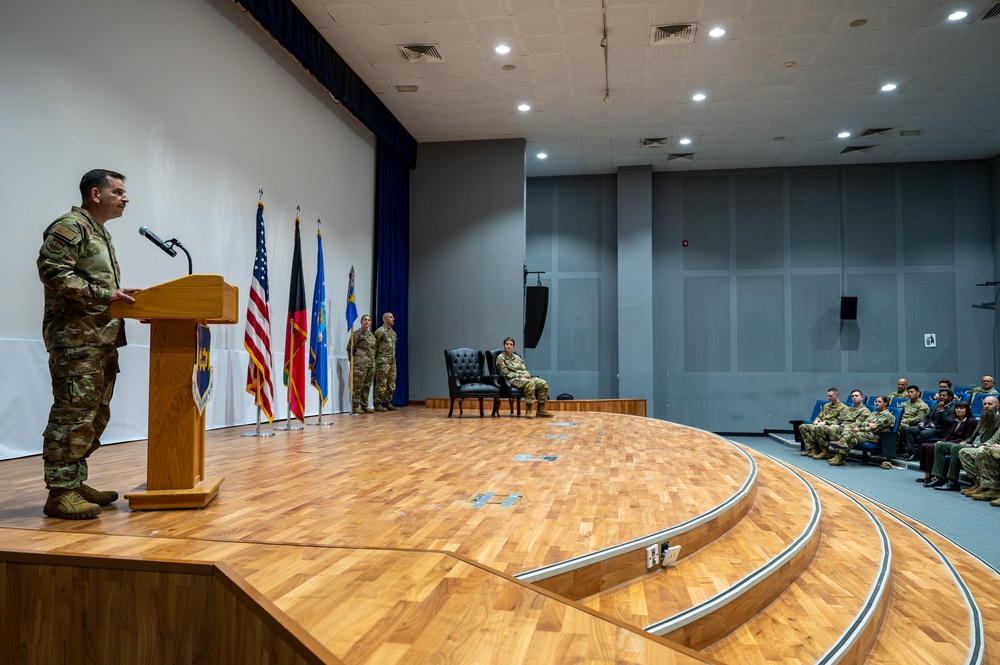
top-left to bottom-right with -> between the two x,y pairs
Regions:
517,103 -> 531,111
495,44 -> 510,54
838,131 -> 851,138
881,83 -> 897,91
692,93 -> 706,101
709,27 -> 725,37
536,153 -> 547,159
679,138 -> 692,145
502,64 -> 516,71
395,85 -> 418,93
773,136 -> 785,141
783,61 -> 796,68
948,11 -> 968,20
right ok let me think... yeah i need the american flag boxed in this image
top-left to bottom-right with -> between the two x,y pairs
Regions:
245,201 -> 275,421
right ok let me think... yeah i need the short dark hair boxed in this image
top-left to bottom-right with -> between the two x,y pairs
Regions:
954,400 -> 971,413
939,388 -> 953,399
79,169 -> 125,198
503,337 -> 515,346
827,387 -> 839,394
850,389 -> 863,397
939,379 -> 953,388
907,385 -> 920,394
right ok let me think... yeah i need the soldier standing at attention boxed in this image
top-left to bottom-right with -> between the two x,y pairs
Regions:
373,312 -> 397,411
37,169 -> 141,519
348,314 -> 376,414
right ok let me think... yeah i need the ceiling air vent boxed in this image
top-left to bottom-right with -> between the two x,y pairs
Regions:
840,145 -> 875,155
652,24 -> 697,45
859,127 -> 893,138
398,44 -> 444,63
667,152 -> 695,161
640,138 -> 668,147
980,3 -> 1000,20
899,129 -> 921,137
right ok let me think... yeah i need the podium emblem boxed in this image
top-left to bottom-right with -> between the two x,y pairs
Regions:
192,324 -> 215,414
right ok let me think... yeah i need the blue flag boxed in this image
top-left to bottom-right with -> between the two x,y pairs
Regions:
309,227 -> 328,405
346,266 -> 359,331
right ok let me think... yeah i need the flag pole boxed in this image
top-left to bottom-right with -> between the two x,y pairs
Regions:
242,381 -> 275,437
349,328 -> 357,415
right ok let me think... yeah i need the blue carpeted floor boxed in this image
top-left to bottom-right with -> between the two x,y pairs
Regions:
728,435 -> 1000,571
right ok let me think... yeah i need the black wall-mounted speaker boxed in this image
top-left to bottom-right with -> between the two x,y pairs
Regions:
524,286 -> 549,349
840,296 -> 858,321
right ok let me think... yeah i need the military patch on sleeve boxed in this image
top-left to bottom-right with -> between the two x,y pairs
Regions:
40,224 -> 81,259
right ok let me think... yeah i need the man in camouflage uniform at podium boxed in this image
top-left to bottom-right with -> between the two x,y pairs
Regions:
348,314 -> 376,414
37,169 -> 141,519
373,312 -> 397,411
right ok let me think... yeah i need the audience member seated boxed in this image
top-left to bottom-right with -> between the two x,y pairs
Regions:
799,388 -> 847,457
887,377 -> 909,401
968,375 -> 998,399
495,336 -> 553,419
803,389 -> 869,459
901,388 -> 955,461
897,385 -> 929,453
959,434 -> 1000,505
825,396 -> 896,466
917,401 -> 975,484
932,379 -> 953,401
926,396 -> 1000,491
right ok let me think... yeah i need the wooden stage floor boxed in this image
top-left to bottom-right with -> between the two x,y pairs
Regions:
1,408 -> 997,664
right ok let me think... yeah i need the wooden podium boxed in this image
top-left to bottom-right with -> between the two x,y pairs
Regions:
111,274 -> 238,510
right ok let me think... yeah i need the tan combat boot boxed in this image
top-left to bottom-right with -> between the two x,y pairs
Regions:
828,452 -> 847,466
374,404 -> 387,412
386,403 -> 399,411
536,401 -> 554,418
363,406 -> 374,413
814,450 -> 833,460
524,403 -> 535,419
352,406 -> 365,415
76,484 -> 119,506
962,483 -> 981,496
44,489 -> 101,520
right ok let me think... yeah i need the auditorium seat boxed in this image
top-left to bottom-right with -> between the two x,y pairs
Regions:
443,348 -> 500,418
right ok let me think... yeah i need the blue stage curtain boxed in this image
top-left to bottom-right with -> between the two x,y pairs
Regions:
234,0 -> 416,168
375,138 -> 410,405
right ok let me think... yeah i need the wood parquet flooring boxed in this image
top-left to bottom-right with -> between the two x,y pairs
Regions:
3,409 -> 999,664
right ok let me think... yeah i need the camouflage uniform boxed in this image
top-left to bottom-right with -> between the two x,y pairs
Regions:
798,401 -> 847,453
802,404 -> 868,455
959,444 -> 1000,491
887,390 -> 908,401
495,352 -> 549,405
348,328 -> 376,410
829,409 -> 896,454
37,207 -> 126,490
933,417 -> 1000,483
899,399 -> 930,427
373,323 -> 397,407
968,387 -> 998,398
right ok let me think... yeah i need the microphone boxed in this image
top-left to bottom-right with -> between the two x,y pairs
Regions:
138,226 -> 177,257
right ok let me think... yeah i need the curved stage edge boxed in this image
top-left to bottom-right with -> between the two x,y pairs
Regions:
0,408 -> 997,664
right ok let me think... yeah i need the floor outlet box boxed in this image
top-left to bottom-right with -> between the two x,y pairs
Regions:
645,544 -> 660,568
661,545 -> 681,567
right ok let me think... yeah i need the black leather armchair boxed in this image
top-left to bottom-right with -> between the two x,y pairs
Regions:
444,348 -> 500,417
485,348 -> 523,417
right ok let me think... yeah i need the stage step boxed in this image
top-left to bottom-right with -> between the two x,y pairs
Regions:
578,449 -> 821,650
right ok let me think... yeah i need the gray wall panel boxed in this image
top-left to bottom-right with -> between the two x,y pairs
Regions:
735,173 -> 784,269
902,163 -> 955,266
684,276 -> 731,372
844,167 -> 896,268
790,274 -> 843,372
683,175 -> 731,270
737,275 -> 785,371
526,181 -> 553,273
409,139 -> 525,400
904,271 -> 958,373
558,278 -> 600,371
790,169 -> 841,268
845,273 -> 898,374
558,180 -> 603,272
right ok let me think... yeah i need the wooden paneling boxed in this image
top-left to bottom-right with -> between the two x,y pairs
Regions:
425,397 -> 646,416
